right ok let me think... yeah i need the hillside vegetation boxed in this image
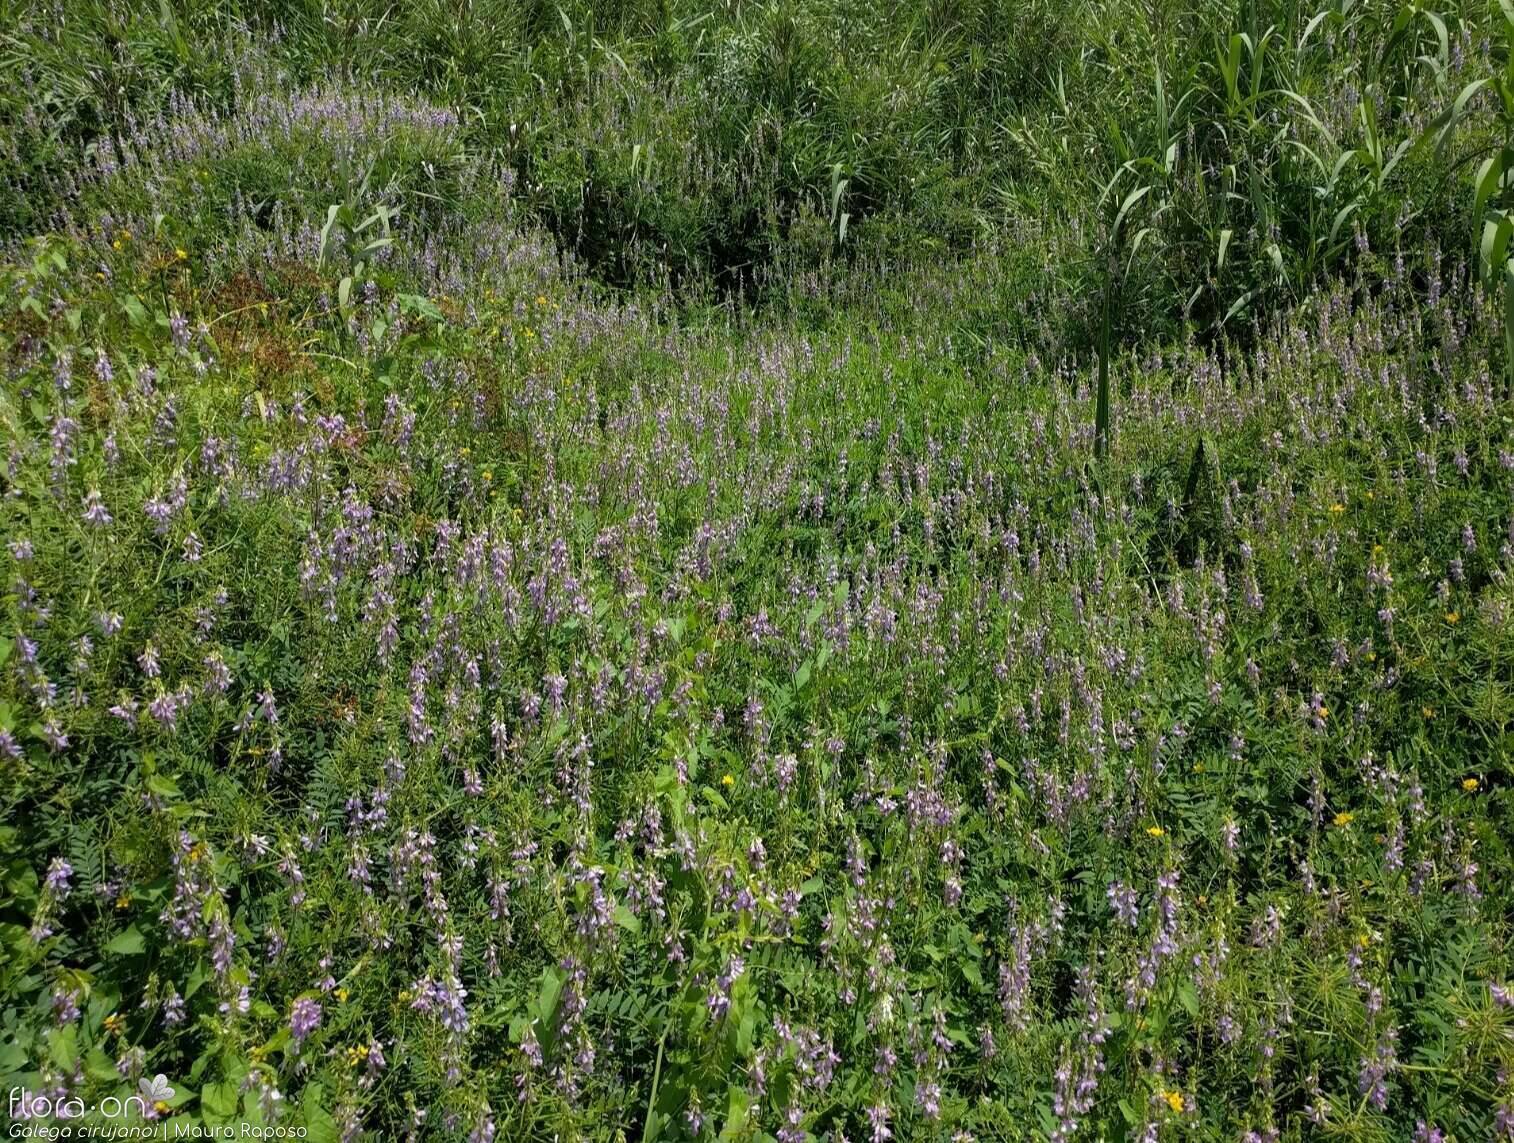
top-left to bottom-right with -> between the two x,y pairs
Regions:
1,1 -> 1513,1140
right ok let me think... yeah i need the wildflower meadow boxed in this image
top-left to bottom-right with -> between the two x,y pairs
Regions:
1,1 -> 1513,1140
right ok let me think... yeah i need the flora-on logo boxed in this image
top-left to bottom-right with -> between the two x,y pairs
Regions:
9,1075 -> 174,1120
140,1073 -> 176,1116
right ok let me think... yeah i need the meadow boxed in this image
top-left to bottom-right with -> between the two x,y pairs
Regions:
1,0 -> 1513,1139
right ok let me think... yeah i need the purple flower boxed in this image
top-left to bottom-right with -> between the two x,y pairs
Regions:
1107,881 -> 1139,927
52,986 -> 81,1025
1221,818 -> 1240,853
1357,1026 -> 1397,1111
916,1079 -> 942,1120
163,989 -> 186,1026
410,972 -> 469,1035
44,859 -> 73,897
290,997 -> 323,1044
39,720 -> 69,753
81,490 -> 112,526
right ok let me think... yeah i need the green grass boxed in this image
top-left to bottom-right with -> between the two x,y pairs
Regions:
0,2 -> 1512,1140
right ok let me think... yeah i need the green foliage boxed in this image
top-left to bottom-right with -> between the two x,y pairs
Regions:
1,2 -> 1513,1141
1,0 -> 1496,351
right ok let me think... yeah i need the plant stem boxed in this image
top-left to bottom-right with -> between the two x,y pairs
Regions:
1095,250 -> 1115,461
641,1023 -> 669,1143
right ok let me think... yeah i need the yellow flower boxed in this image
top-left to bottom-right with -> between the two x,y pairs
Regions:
346,1046 -> 365,1067
721,774 -> 735,788
115,893 -> 131,910
1164,1091 -> 1185,1114
1146,825 -> 1165,838
103,1013 -> 126,1036
1444,611 -> 1459,625
1422,706 -> 1435,720
175,248 -> 188,261
481,470 -> 493,482
334,986 -> 350,1003
1463,777 -> 1479,792
1333,811 -> 1355,827
1328,502 -> 1345,516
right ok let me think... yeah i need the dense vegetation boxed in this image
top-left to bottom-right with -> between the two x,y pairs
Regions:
1,0 -> 1513,1139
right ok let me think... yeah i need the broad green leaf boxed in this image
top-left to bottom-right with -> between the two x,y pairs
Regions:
718,1084 -> 751,1140
1475,153 -> 1506,235
1113,184 -> 1153,239
121,294 -> 148,326
1481,215 -> 1514,285
202,1079 -> 239,1120
48,1026 -> 79,1070
106,926 -> 146,955
535,965 -> 564,1030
